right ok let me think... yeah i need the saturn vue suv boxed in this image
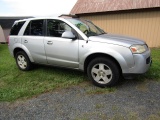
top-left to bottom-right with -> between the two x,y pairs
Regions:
8,17 -> 152,87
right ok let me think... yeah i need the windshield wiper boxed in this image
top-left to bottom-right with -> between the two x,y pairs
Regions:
98,32 -> 106,35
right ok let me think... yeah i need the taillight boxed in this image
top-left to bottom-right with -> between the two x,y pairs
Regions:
7,36 -> 9,45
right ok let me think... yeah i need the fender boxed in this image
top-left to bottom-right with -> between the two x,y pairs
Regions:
79,43 -> 134,73
13,43 -> 35,62
21,44 -> 34,62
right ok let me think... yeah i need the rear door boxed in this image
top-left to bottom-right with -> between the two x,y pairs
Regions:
21,19 -> 47,64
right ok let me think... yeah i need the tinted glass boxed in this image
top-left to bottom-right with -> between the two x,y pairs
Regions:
47,19 -> 72,37
24,20 -> 43,36
24,22 -> 30,35
67,19 -> 105,37
10,21 -> 25,35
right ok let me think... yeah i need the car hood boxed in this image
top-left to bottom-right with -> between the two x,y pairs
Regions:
89,33 -> 146,47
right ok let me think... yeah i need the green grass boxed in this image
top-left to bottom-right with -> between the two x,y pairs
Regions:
0,44 -> 160,102
0,44 -> 86,101
138,47 -> 160,80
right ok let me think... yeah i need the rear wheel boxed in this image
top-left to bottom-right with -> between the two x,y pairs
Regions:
87,57 -> 120,87
15,51 -> 32,71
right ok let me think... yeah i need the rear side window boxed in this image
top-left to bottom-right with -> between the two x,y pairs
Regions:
24,20 -> 44,36
10,21 -> 25,35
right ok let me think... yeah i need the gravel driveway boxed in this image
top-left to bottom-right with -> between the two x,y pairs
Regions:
0,79 -> 160,120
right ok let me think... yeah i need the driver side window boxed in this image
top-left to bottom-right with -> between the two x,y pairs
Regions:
47,19 -> 72,37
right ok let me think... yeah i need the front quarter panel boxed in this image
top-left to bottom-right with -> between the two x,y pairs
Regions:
79,40 -> 134,73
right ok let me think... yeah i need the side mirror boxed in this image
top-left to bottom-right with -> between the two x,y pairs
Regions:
62,31 -> 76,39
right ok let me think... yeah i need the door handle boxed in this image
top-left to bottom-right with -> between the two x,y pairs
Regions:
24,40 -> 28,43
47,41 -> 53,45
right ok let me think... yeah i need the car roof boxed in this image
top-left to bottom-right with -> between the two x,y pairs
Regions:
14,17 -> 71,23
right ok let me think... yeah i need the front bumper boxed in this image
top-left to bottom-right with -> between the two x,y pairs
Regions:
123,49 -> 152,74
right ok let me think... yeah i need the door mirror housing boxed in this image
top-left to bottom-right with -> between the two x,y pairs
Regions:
62,31 -> 76,39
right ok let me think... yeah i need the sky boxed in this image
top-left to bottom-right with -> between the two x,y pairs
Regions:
0,0 -> 78,17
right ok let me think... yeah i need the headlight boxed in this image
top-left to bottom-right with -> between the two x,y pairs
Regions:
130,45 -> 147,54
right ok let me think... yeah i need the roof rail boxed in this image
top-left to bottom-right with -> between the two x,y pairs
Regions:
59,14 -> 79,18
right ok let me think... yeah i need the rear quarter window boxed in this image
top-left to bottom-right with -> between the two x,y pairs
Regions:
10,21 -> 25,35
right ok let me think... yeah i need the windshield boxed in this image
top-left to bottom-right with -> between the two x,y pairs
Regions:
67,18 -> 105,37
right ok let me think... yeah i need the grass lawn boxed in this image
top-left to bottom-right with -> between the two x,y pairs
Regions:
0,44 -> 160,101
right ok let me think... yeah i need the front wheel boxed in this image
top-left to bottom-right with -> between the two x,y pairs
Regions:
15,51 -> 32,71
87,57 -> 120,87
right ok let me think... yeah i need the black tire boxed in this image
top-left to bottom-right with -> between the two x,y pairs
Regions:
15,51 -> 32,71
87,57 -> 120,87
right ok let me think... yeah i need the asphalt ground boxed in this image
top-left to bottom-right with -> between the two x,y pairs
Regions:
0,79 -> 160,120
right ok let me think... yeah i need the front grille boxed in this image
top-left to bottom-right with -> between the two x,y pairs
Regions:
146,57 -> 150,64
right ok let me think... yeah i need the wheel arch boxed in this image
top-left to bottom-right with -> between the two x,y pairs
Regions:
13,47 -> 24,57
13,46 -> 34,62
84,53 -> 122,74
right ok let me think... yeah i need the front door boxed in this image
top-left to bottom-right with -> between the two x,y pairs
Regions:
44,19 -> 79,68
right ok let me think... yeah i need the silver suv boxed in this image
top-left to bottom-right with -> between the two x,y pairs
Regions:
8,17 -> 151,87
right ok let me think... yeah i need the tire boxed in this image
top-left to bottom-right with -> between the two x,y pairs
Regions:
87,57 -> 120,87
15,51 -> 32,71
